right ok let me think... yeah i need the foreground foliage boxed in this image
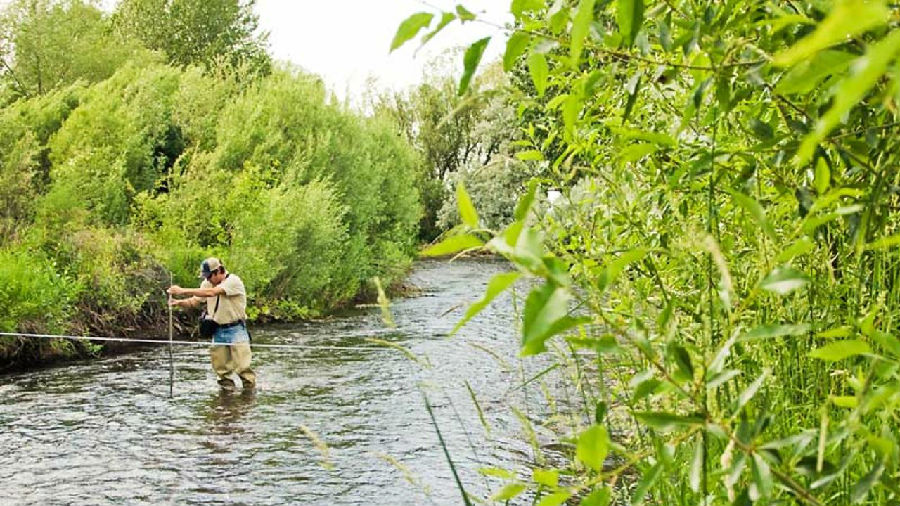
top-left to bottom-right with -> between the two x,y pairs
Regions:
407,0 -> 900,504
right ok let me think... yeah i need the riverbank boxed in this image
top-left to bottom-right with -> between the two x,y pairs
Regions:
0,261 -> 421,374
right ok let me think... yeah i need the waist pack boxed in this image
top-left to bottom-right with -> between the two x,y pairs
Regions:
198,295 -> 220,339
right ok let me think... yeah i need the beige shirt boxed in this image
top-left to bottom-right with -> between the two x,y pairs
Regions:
200,274 -> 247,324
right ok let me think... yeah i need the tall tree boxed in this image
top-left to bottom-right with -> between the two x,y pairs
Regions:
113,0 -> 270,73
0,0 -> 140,98
370,55 -> 511,240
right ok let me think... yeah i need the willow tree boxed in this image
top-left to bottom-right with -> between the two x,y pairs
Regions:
0,0 -> 140,98
405,1 -> 900,504
113,0 -> 270,72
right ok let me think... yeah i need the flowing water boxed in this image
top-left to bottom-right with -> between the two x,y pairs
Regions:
0,259 -> 564,505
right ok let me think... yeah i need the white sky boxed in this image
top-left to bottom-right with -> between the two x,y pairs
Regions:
254,0 -> 512,102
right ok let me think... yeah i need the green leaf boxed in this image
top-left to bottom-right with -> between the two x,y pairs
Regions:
570,0 -> 597,67
689,435 -> 704,492
521,283 -> 570,355
776,50 -> 855,95
809,339 -> 871,361
489,225 -> 545,273
580,487 -> 611,506
491,482 -> 526,500
619,143 -> 657,163
706,369 -> 741,389
599,248 -> 647,292
421,234 -> 483,257
549,4 -> 570,33
512,0 -> 545,19
775,237 -> 815,263
831,395 -> 858,408
528,52 -> 550,96
479,467 -> 515,478
391,12 -> 434,52
669,344 -> 694,380
621,72 -> 642,124
752,453 -> 774,498
748,118 -> 774,140
850,460 -> 884,503
817,326 -> 853,339
594,401 -> 608,424
608,126 -> 676,146
422,12 -> 456,45
456,181 -> 479,228
729,190 -> 775,240
864,234 -> 900,252
736,369 -> 770,412
633,377 -> 663,402
796,31 -> 900,164
533,468 -> 559,488
451,272 -> 521,335
516,149 -> 544,161
459,37 -> 491,95
708,335 -> 737,376
504,31 -> 531,71
759,266 -> 809,295
631,463 -> 662,505
772,0 -> 889,67
524,314 -> 590,356
870,330 -> 900,357
455,4 -> 476,21
617,0 -> 644,47
538,492 -> 572,506
807,169 -> 840,206
563,94 -> 580,140
634,412 -> 704,433
515,180 -> 539,221
576,425 -> 609,472
740,323 -> 810,341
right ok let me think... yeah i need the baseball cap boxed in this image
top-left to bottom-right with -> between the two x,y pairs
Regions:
199,257 -> 223,279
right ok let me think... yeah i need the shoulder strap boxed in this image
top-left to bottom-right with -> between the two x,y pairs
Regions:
213,295 -> 220,315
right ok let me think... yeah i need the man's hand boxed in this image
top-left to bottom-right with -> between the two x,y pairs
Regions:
167,285 -> 185,296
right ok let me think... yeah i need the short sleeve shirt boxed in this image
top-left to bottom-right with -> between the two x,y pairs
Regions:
200,274 -> 247,324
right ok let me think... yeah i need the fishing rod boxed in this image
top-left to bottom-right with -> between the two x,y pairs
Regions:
168,274 -> 175,398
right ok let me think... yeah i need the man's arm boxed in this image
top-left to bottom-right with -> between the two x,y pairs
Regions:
168,285 -> 226,298
170,296 -> 205,308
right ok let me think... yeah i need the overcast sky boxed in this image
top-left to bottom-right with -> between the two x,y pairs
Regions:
254,0 -> 512,102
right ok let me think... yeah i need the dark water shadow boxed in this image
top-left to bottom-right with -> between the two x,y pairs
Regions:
205,387 -> 257,432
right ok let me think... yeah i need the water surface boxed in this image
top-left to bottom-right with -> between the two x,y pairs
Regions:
1,259 -> 560,505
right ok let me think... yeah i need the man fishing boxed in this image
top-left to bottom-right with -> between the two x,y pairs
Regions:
167,257 -> 256,391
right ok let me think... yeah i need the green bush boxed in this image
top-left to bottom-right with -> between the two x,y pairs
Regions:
0,248 -> 76,332
0,84 -> 85,240
205,68 -> 421,301
46,60 -> 180,225
0,58 -> 423,365
228,177 -> 349,313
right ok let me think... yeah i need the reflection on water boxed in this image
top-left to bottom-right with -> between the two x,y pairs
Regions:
205,389 -> 257,433
0,259 -> 560,505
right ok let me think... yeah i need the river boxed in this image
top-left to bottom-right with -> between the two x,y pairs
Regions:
0,258 -> 563,505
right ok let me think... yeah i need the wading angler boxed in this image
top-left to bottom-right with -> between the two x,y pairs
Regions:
168,258 -> 256,391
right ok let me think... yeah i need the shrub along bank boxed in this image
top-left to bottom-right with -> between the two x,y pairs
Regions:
0,61 -> 423,370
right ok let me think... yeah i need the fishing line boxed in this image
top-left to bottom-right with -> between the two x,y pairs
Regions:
0,332 -> 390,352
